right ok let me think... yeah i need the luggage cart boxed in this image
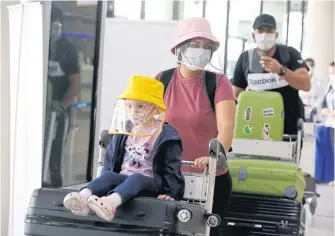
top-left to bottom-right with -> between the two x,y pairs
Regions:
96,130 -> 228,236
230,119 -> 304,165
225,119 -> 316,236
25,132 -> 229,236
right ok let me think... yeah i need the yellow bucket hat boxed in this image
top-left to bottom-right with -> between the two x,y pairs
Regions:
117,75 -> 167,111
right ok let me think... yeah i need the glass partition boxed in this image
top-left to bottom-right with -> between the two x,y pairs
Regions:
262,1 -> 288,44
226,36 -> 247,79
42,1 -> 101,187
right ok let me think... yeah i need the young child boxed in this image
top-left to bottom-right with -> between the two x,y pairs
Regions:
63,75 -> 185,221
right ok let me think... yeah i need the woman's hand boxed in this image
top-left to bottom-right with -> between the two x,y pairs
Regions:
157,195 -> 174,200
194,156 -> 210,169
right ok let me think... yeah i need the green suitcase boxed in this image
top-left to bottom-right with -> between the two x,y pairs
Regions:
234,91 -> 284,141
229,159 -> 306,202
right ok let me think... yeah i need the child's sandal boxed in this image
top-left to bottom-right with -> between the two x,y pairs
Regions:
63,192 -> 89,216
87,195 -> 116,221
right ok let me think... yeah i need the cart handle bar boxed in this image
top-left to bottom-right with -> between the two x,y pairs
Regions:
182,161 -> 195,166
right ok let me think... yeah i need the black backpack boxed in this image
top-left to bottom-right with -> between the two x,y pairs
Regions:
157,68 -> 218,111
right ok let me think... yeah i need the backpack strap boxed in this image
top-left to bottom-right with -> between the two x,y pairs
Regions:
245,49 -> 254,82
157,68 -> 176,97
276,44 -> 290,65
204,71 -> 218,111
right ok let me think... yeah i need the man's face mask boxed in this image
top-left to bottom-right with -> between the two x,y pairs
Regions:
50,21 -> 62,42
254,33 -> 276,51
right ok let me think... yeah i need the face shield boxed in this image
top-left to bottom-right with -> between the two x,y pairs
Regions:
176,39 -> 223,73
109,99 -> 165,137
50,20 -> 62,43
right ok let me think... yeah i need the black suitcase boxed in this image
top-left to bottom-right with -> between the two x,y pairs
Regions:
220,192 -> 304,236
25,188 -> 209,236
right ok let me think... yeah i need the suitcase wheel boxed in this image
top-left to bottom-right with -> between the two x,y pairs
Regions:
284,186 -> 297,199
206,214 -> 221,228
177,209 -> 192,223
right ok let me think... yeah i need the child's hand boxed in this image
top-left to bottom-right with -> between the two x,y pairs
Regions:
194,156 -> 210,169
157,195 -> 174,201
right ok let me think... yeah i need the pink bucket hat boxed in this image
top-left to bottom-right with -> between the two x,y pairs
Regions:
171,17 -> 220,54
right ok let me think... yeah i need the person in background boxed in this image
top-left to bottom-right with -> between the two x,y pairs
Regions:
43,4 -> 81,188
155,17 -> 236,236
320,61 -> 335,119
231,14 -> 310,135
317,61 -> 335,187
305,58 -> 315,75
299,58 -> 322,122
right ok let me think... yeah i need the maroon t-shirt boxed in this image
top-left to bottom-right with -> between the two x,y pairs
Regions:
156,67 -> 235,175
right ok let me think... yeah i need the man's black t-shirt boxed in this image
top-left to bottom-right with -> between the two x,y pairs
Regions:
231,45 -> 308,135
48,38 -> 80,102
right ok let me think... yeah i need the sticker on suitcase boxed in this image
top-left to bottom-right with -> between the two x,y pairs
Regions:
261,123 -> 272,140
243,107 -> 252,121
243,125 -> 254,135
262,108 -> 274,117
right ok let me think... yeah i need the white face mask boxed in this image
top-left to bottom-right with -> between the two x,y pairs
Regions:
255,33 -> 276,51
182,48 -> 211,71
308,67 -> 314,77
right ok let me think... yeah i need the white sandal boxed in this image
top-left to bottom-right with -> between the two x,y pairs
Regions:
87,195 -> 116,221
63,192 -> 89,216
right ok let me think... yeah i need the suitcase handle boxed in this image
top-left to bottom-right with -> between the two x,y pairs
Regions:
135,211 -> 146,218
227,221 -> 262,229
53,201 -> 64,207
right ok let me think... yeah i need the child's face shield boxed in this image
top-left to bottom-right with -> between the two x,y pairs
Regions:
176,38 -> 223,73
109,99 -> 165,136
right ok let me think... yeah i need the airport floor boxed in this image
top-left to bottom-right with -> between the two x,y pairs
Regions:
300,123 -> 334,236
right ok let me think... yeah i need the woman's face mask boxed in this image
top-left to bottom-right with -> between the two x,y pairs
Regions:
182,48 -> 211,71
255,33 -> 276,51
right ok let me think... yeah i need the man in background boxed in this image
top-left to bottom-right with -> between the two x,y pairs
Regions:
231,13 -> 310,135
43,4 -> 81,188
299,58 -> 323,121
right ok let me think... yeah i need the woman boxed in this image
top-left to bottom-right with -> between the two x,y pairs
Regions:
155,17 -> 236,235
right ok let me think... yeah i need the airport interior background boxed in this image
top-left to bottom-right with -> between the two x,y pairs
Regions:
0,0 -> 334,236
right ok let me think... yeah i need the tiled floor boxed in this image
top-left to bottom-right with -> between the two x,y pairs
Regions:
300,123 -> 334,236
